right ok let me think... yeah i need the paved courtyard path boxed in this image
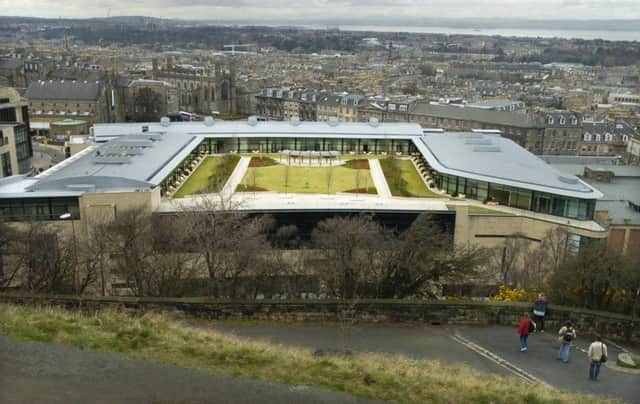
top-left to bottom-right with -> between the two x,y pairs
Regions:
221,156 -> 251,199
368,159 -> 392,198
0,334 -> 377,404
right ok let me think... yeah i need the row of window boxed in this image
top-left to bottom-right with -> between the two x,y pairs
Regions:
198,137 -> 413,155
433,173 -> 596,221
546,115 -> 578,126
0,197 -> 80,221
583,133 -> 629,142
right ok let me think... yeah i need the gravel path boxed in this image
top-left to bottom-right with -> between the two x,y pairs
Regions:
0,335 -> 379,404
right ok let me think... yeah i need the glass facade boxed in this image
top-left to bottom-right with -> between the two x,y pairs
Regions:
426,162 -> 596,221
205,137 -> 415,155
0,197 -> 80,221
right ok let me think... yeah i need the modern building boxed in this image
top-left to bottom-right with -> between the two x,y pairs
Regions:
552,163 -> 640,262
0,87 -> 33,178
0,120 -> 605,255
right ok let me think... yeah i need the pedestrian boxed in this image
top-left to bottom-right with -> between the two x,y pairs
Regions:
557,321 -> 576,363
588,336 -> 608,381
532,293 -> 547,332
517,313 -> 534,352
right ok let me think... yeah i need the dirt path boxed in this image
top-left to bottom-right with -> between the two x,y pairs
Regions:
0,335 -> 378,404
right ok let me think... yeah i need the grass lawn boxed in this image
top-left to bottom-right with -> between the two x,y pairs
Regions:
447,204 -> 515,215
380,158 -> 441,198
239,164 -> 377,194
0,304 -> 613,404
174,155 -> 240,198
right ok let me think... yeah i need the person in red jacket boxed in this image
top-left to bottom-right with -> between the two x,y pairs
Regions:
517,313 -> 534,352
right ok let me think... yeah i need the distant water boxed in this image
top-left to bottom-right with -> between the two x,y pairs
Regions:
334,25 -> 640,42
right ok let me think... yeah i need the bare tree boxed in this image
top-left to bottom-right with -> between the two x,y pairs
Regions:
374,214 -> 487,298
311,215 -> 385,299
0,220 -> 21,289
182,195 -> 270,298
12,221 -> 74,293
325,165 -> 333,195
103,207 -> 155,296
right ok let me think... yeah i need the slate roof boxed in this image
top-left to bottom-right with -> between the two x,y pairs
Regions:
26,80 -> 101,101
408,102 -> 540,128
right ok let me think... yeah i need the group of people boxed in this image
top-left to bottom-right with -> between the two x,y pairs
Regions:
517,293 -> 609,381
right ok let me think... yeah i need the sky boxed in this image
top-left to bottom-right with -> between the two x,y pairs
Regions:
2,0 -> 640,21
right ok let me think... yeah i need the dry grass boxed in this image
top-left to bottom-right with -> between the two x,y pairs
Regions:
0,304 -> 616,404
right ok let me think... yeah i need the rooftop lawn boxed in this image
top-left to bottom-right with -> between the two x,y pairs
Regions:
239,164 -> 377,194
447,204 -> 515,216
174,155 -> 240,198
380,158 -> 441,198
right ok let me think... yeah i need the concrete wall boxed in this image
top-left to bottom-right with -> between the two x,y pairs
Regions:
452,205 -> 607,248
0,294 -> 637,342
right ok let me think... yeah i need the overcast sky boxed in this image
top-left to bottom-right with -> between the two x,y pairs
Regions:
3,0 -> 640,21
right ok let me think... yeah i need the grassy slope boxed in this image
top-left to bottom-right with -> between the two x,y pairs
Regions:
397,160 -> 441,197
174,156 -> 240,198
240,165 -> 376,194
446,204 -> 515,216
379,159 -> 440,198
0,304 -> 613,404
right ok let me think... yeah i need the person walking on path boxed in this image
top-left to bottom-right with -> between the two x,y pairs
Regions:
557,321 -> 576,363
588,336 -> 608,381
517,313 -> 534,352
532,293 -> 548,332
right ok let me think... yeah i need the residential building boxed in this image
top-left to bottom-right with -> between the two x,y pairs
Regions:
627,136 -> 640,165
580,119 -> 636,157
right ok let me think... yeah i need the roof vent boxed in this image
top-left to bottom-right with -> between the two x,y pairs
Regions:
472,146 -> 501,152
290,116 -> 301,126
368,117 -> 379,127
204,116 -> 215,126
465,139 -> 493,145
160,117 -> 170,127
558,175 -> 579,185
247,115 -> 258,126
328,117 -> 339,127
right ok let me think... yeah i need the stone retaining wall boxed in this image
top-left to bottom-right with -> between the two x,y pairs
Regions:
1,294 -> 637,342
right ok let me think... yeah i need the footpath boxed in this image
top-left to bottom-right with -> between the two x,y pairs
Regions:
368,159 -> 392,198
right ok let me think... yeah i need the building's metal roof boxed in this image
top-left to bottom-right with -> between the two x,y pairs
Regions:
23,132 -> 198,193
415,133 -> 603,200
1,121 -> 601,201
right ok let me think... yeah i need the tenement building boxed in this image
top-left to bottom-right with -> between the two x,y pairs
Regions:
26,80 -> 107,126
0,119 -> 605,256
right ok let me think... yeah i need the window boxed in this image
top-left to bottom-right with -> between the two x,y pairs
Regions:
595,134 -> 601,142
584,133 -> 592,141
547,116 -> 554,125
571,117 -> 578,125
604,133 -> 613,142
559,117 -> 566,125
